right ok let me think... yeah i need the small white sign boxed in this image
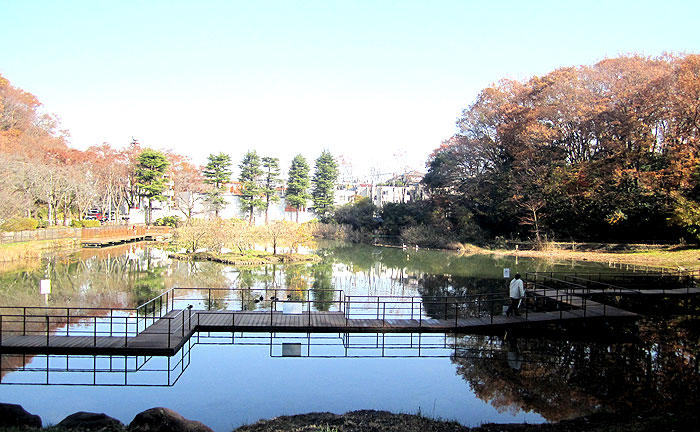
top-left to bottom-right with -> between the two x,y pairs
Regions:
503,268 -> 510,278
40,279 -> 51,294
283,302 -> 303,314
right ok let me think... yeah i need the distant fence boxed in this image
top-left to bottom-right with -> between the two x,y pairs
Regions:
81,226 -> 146,240
0,225 -> 169,245
0,228 -> 81,245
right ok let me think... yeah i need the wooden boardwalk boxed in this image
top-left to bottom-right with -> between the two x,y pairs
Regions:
0,304 -> 636,356
81,235 -> 146,248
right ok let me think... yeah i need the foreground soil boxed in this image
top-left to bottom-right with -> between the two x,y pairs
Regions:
235,409 -> 700,432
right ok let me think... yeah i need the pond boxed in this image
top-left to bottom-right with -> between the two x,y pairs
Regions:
0,242 -> 698,431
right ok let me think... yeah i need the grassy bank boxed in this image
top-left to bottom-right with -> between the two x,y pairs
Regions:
169,250 -> 320,266
0,239 -> 79,262
484,245 -> 700,271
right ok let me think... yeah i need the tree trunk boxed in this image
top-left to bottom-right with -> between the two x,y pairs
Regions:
63,203 -> 69,226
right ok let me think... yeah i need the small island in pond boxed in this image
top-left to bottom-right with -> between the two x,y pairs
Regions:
169,250 -> 320,266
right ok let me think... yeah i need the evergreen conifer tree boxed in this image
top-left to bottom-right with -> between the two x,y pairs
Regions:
202,153 -> 232,217
311,150 -> 338,221
238,151 -> 265,225
286,154 -> 311,222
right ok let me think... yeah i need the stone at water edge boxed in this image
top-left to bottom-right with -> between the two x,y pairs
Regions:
128,407 -> 213,432
58,411 -> 125,430
0,403 -> 42,428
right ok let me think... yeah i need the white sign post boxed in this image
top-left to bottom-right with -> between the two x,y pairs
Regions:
40,279 -> 51,294
503,268 -> 510,279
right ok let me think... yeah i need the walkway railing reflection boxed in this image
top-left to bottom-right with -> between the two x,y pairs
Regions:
0,340 -> 191,386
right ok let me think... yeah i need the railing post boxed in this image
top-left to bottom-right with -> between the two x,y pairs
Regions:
455,303 -> 458,327
66,309 -> 70,336
23,307 -> 26,336
94,316 -> 97,346
419,302 -> 422,328
188,305 -> 192,331
382,302 -> 386,327
46,315 -> 50,346
168,318 -> 172,348
208,289 -> 211,311
0,315 -> 3,346
524,294 -> 528,320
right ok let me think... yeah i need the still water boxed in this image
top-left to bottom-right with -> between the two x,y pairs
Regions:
0,242 -> 697,430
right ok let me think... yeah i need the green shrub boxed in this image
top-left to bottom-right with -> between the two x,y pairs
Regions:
70,219 -> 101,228
400,225 -> 451,249
155,215 -> 181,228
0,217 -> 39,232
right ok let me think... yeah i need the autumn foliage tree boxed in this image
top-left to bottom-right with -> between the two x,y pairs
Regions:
424,54 -> 700,244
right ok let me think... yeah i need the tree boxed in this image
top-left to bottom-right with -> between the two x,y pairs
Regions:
333,197 -> 378,231
202,153 -> 232,218
238,150 -> 264,225
171,156 -> 205,224
311,150 -> 338,221
286,154 -> 311,223
134,149 -> 169,226
261,156 -> 281,224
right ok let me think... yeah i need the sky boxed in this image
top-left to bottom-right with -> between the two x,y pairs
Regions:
2,0 -> 699,180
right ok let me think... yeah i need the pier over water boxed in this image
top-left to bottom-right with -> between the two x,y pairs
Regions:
1,271 -> 697,356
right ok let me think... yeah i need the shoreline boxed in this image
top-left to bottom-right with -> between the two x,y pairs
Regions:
4,407 -> 697,432
373,241 -> 700,271
168,251 -> 320,266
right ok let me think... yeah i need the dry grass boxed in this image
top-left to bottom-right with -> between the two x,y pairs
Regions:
0,239 -> 78,262
494,246 -> 700,271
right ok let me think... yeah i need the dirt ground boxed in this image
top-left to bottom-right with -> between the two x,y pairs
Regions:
233,409 -> 700,432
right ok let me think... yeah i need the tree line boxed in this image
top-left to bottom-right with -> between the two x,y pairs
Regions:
0,72 -> 339,229
419,54 -> 700,244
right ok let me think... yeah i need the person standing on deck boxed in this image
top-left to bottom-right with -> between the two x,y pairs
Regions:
506,273 -> 525,316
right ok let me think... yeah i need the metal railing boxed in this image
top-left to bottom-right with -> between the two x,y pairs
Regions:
7,270 -> 685,351
526,271 -> 699,296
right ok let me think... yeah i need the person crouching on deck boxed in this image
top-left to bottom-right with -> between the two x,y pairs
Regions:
506,273 -> 525,317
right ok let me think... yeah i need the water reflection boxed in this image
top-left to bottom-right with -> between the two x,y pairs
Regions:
454,318 -> 700,422
0,242 -> 697,428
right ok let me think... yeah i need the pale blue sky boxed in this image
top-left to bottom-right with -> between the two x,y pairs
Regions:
2,0 -> 698,178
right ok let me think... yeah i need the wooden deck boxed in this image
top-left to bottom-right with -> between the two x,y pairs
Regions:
0,304 -> 636,356
81,235 -> 146,248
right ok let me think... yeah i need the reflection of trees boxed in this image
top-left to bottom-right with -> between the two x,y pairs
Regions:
452,317 -> 700,421
319,243 -> 609,278
311,261 -> 334,311
165,260 -> 230,289
418,274 -> 509,319
285,264 -> 311,301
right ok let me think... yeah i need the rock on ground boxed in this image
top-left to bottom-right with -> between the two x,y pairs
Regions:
58,411 -> 124,431
0,403 -> 42,428
128,407 -> 213,432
